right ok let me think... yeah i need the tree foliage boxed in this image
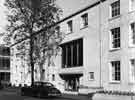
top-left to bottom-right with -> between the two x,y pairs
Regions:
4,0 -> 63,84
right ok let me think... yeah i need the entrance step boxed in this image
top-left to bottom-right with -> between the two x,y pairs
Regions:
63,91 -> 78,95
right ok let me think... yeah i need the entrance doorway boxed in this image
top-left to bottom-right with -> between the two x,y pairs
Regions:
60,74 -> 82,92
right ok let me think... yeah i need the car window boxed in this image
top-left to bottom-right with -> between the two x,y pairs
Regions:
43,83 -> 54,87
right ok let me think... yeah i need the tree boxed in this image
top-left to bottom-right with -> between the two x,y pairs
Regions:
4,0 -> 62,86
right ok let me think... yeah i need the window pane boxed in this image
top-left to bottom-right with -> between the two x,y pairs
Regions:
111,0 -> 120,17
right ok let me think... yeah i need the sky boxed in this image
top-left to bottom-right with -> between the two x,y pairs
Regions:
56,0 -> 98,18
0,0 -> 97,32
0,0 -> 7,33
0,0 -> 98,32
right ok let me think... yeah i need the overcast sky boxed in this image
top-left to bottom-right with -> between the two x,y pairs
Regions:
0,0 -> 7,33
0,0 -> 98,33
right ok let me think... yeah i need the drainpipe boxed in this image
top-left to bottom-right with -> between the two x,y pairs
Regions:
99,0 -> 102,89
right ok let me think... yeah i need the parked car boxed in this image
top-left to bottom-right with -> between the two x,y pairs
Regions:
21,82 -> 61,98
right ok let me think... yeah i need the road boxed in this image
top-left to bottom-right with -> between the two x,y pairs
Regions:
0,89 -> 91,100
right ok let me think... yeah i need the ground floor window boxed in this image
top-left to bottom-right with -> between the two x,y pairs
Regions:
110,61 -> 121,82
0,72 -> 10,85
130,59 -> 135,82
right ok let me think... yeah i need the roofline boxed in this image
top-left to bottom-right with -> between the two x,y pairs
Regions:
34,0 -> 106,36
59,0 -> 102,23
10,0 -> 107,47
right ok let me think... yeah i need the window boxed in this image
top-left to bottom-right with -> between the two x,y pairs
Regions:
111,0 -> 120,17
52,74 -> 55,81
61,38 -> 83,68
81,13 -> 88,28
130,59 -> 135,83
110,61 -> 121,82
130,0 -> 135,11
110,27 -> 120,49
129,22 -> 135,46
67,20 -> 73,33
89,72 -> 94,80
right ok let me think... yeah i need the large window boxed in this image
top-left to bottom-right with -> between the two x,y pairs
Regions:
130,0 -> 135,11
110,27 -> 120,49
67,20 -> 73,33
0,47 -> 10,56
81,13 -> 88,28
111,0 -> 120,17
130,59 -> 135,83
0,58 -> 10,70
110,61 -> 121,82
129,22 -> 135,46
61,39 -> 83,68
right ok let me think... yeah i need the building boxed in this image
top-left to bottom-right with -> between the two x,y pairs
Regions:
11,0 -> 135,95
0,46 -> 10,86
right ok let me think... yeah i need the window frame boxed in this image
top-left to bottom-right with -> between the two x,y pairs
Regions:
129,0 -> 135,12
110,0 -> 120,18
110,61 -> 121,83
129,59 -> 135,83
61,38 -> 83,68
81,13 -> 88,29
110,27 -> 121,50
67,20 -> 73,33
89,72 -> 95,81
129,22 -> 135,47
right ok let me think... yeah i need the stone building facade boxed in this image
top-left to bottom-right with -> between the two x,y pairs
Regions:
11,0 -> 135,94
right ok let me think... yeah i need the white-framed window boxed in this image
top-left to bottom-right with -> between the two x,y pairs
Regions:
110,0 -> 120,18
89,72 -> 94,80
129,22 -> 135,46
110,27 -> 120,49
81,13 -> 88,28
129,0 -> 135,11
67,20 -> 73,33
130,59 -> 135,83
110,61 -> 121,82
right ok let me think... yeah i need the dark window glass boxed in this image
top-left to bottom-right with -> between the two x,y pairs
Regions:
111,0 -> 120,17
61,39 -> 83,68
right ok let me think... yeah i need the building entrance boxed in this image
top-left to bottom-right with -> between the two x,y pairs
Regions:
60,74 -> 82,92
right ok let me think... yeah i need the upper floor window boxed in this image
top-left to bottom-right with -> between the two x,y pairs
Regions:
67,20 -> 73,33
81,13 -> 88,28
52,74 -> 55,81
110,27 -> 120,49
111,0 -> 120,17
130,0 -> 135,11
110,61 -> 121,82
129,22 -> 135,46
61,38 -> 83,68
130,59 -> 135,83
0,47 -> 10,56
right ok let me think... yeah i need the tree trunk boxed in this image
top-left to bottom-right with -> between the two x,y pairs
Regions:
30,37 -> 34,86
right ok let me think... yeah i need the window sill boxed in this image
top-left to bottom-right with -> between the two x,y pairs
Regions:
80,25 -> 88,30
108,15 -> 121,21
109,81 -> 121,84
109,47 -> 121,52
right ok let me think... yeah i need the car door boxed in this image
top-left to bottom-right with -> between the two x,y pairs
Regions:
34,85 -> 40,96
